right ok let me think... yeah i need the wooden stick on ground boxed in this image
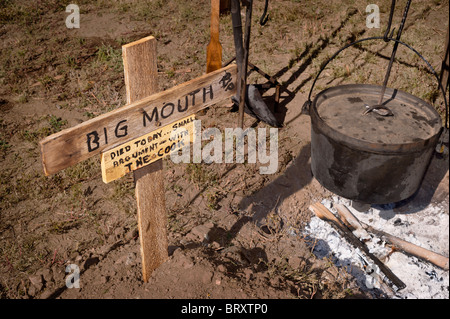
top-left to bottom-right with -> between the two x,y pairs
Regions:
122,36 -> 168,282
334,204 -> 449,271
309,202 -> 406,291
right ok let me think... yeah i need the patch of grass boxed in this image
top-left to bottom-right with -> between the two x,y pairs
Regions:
110,177 -> 134,200
108,177 -> 136,218
69,183 -> 83,203
84,111 -> 96,119
0,2 -> 42,26
168,207 -> 189,233
36,173 -> 65,199
17,91 -> 30,103
205,191 -> 220,211
48,115 -> 67,132
331,64 -> 351,79
1,173 -> 32,205
0,234 -> 42,273
179,2 -> 201,22
64,157 -> 99,184
134,0 -> 164,20
66,55 -> 79,69
95,44 -> 123,72
166,69 -> 175,78
421,88 -> 440,103
38,75 -> 55,90
49,219 -> 82,235
0,169 -> 62,208
263,255 -> 319,298
20,115 -> 68,144
0,138 -> 11,157
186,163 -> 218,187
265,254 -> 355,299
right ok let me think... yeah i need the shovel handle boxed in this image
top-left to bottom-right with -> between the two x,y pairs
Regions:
206,0 -> 223,73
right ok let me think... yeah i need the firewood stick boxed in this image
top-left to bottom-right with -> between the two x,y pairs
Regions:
309,202 -> 406,291
334,204 -> 449,271
334,203 -> 363,231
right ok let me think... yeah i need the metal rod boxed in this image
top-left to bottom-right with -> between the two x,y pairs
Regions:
378,0 -> 412,105
238,0 -> 252,129
383,0 -> 396,42
230,0 -> 243,97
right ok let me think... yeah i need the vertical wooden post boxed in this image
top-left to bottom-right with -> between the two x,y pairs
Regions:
122,36 -> 168,282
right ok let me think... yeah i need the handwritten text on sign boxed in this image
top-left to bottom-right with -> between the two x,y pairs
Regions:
101,115 -> 195,183
39,64 -> 237,176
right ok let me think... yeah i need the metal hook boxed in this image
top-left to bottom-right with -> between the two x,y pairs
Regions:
363,104 -> 394,117
383,0 -> 396,42
260,0 -> 269,25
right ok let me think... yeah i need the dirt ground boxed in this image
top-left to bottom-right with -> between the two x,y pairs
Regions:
0,0 -> 449,300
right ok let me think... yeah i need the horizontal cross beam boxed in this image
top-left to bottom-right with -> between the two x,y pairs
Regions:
40,64 -> 237,176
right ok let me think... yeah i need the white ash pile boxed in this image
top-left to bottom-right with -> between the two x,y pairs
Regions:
303,196 -> 449,299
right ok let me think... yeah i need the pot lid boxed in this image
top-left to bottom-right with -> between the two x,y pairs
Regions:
314,84 -> 442,145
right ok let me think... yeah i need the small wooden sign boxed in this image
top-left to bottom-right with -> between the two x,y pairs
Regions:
39,64 -> 237,176
101,114 -> 195,183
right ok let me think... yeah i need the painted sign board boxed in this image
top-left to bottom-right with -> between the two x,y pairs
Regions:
101,115 -> 195,183
39,64 -> 237,176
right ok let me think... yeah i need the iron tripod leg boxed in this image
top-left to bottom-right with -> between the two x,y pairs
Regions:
230,0 -> 281,128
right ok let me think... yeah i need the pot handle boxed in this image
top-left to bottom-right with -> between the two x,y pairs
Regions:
302,36 -> 449,130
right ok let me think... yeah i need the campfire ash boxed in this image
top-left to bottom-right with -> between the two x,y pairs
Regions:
303,196 -> 449,299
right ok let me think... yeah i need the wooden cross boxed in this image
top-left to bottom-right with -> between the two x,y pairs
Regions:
39,37 -> 237,282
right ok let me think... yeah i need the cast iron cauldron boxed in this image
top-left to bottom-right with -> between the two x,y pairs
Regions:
303,37 -> 448,205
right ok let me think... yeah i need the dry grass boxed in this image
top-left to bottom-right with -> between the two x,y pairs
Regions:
0,0 -> 448,299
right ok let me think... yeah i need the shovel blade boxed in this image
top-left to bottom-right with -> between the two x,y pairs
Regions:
206,40 -> 223,73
